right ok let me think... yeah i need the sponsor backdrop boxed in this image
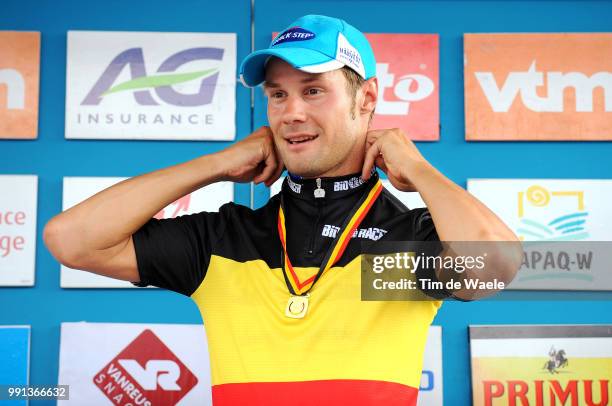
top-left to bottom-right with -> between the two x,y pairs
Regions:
1,1 -> 611,406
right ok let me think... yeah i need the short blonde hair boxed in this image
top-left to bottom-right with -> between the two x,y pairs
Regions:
340,66 -> 375,123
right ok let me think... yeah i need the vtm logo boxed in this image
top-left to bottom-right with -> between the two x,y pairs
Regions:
93,329 -> 198,406
475,61 -> 612,113
376,63 -> 435,115
0,68 -> 25,110
82,47 -> 224,106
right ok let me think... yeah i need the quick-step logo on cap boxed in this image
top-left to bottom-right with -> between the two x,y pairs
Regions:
272,27 -> 316,46
93,329 -> 198,406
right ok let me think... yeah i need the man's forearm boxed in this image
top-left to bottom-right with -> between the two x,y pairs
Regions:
44,152 -> 226,262
408,162 -> 522,296
408,162 -> 518,242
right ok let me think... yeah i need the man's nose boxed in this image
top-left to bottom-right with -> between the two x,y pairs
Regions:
282,95 -> 307,124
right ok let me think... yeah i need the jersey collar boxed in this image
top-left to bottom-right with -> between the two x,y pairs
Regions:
281,169 -> 379,200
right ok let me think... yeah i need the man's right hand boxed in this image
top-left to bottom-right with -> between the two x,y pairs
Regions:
44,126 -> 284,283
215,126 -> 284,187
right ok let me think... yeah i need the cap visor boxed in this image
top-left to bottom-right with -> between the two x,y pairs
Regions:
239,47 -> 343,87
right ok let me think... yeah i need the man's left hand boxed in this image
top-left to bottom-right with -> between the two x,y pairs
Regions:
361,128 -> 430,192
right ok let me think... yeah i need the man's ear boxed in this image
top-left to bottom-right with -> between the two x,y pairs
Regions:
360,77 -> 378,116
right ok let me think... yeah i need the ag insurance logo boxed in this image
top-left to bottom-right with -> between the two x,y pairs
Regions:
93,329 -> 198,406
66,31 -> 236,140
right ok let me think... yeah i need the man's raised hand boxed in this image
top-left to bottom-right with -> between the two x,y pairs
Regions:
361,128 -> 430,192
217,126 -> 284,187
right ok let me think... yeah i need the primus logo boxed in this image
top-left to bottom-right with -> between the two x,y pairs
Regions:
82,47 -> 223,106
483,379 -> 609,406
476,61 -> 611,113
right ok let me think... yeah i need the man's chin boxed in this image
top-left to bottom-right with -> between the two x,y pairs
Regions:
284,163 -> 322,179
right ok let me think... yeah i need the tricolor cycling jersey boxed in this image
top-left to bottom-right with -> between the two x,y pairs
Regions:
133,171 -> 445,406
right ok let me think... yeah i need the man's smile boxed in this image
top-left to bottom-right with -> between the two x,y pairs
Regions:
285,133 -> 319,145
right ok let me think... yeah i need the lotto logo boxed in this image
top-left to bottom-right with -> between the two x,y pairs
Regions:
366,34 -> 439,141
93,329 -> 198,406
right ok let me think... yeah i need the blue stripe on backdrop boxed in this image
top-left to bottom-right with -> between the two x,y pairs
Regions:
252,1 -> 612,405
0,1 -> 252,404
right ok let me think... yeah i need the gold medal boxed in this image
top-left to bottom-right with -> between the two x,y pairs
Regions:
278,176 -> 382,319
285,295 -> 309,319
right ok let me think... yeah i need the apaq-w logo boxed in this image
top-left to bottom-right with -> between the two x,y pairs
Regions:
82,47 -> 224,106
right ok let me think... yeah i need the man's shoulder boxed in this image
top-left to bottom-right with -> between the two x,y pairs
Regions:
369,187 -> 436,241
377,186 -> 430,218
216,193 -> 280,233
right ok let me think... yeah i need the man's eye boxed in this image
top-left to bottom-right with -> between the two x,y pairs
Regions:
306,88 -> 322,95
271,91 -> 284,98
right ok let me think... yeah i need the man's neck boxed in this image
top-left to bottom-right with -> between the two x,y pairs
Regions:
284,168 -> 377,201
300,159 -> 365,180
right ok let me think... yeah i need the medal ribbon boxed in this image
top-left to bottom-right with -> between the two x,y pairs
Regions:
278,178 -> 383,295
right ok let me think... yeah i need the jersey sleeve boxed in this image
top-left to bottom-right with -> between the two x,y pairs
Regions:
411,207 -> 439,241
131,202 -> 232,296
409,207 -> 454,299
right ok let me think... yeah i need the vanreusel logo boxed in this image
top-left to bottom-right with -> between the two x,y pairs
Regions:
66,31 -> 236,140
93,329 -> 198,406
